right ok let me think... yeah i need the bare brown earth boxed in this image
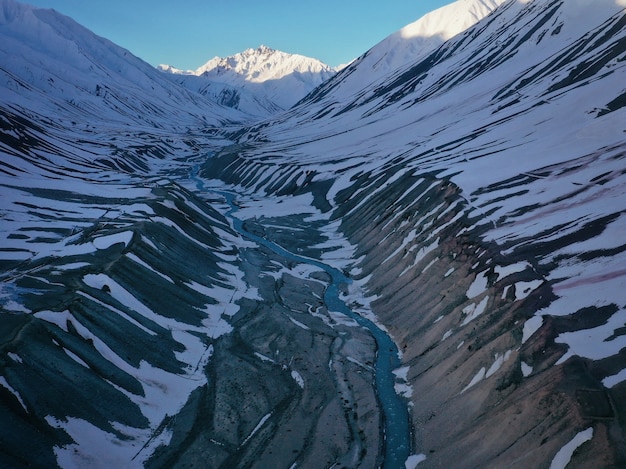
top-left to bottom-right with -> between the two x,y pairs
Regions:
333,171 -> 626,468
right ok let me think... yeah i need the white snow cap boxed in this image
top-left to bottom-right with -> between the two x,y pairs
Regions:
368,0 -> 506,73
167,45 -> 336,83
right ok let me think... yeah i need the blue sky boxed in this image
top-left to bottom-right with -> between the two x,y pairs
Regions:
24,0 -> 453,69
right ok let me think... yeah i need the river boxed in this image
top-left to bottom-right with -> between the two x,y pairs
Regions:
190,170 -> 411,468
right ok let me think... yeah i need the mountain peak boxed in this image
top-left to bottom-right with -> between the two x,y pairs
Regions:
158,45 -> 337,113
191,46 -> 335,83
304,0 -> 505,104
248,44 -> 274,55
369,0 -> 505,75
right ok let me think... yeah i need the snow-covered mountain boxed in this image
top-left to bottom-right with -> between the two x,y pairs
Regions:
158,45 -> 337,116
304,0 -> 505,100
2,0 -> 626,468
0,4 -> 255,466
194,45 -> 336,84
0,0 -> 252,133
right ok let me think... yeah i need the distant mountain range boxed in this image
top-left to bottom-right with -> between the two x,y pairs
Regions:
155,0 -> 504,117
158,45 -> 338,116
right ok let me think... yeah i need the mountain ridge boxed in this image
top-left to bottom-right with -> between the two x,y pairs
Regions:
202,1 -> 626,465
161,45 -> 337,82
0,0 -> 251,132
158,45 -> 337,115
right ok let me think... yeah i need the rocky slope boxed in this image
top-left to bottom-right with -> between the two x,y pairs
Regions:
202,0 -> 626,466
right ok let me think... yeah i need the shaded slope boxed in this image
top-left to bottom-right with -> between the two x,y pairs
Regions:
0,0 -> 251,130
0,1 -> 393,467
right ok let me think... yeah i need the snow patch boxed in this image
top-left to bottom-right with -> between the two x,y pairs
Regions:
63,348 -> 90,368
289,317 -> 310,330
400,238 -> 440,276
467,270 -> 489,299
485,350 -> 512,378
494,262 -> 530,281
393,366 -> 413,398
0,376 -> 28,412
34,309 -> 73,333
462,367 -> 486,393
514,280 -> 543,300
405,453 -> 427,468
241,412 -> 273,447
549,427 -> 593,469
291,370 -> 305,389
7,352 -> 22,363
522,316 -> 543,344
555,308 -> 626,363
92,231 -> 133,250
460,295 -> 489,326
603,368 -> 626,388
46,415 -> 167,468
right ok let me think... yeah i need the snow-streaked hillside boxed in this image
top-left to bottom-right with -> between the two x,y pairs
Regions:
0,0 -> 251,131
158,45 -> 337,115
2,0 -> 626,467
305,0 -> 505,100
0,1 -> 260,466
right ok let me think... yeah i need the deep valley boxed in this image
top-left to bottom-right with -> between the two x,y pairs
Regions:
2,0 -> 626,468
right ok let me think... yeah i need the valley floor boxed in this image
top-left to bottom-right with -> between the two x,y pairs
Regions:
145,186 -> 387,468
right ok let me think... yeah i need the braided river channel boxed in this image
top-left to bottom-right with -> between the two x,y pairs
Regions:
191,169 -> 411,468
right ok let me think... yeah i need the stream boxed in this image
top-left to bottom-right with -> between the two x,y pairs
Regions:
190,169 -> 411,468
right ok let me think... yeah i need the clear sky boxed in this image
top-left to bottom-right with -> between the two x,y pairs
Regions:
22,0 -> 453,70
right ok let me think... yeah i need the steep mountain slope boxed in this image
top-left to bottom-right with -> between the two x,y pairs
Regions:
159,46 -> 337,116
0,1 -> 397,468
297,0 -> 505,102
0,1 -> 256,466
202,0 -> 626,466
0,0 -> 250,131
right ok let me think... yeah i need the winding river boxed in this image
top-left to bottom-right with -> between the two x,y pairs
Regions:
191,169 -> 411,468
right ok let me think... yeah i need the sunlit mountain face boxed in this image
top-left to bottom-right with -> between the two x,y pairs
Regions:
1,0 -> 626,467
158,45 -> 338,117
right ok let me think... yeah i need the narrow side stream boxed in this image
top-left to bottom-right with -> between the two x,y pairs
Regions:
191,171 -> 411,468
